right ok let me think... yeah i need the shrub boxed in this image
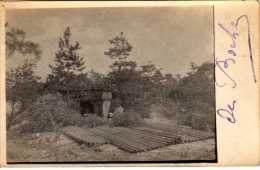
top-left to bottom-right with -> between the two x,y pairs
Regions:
112,111 -> 143,127
82,114 -> 105,128
170,62 -> 215,131
20,94 -> 104,133
151,99 -> 178,119
176,101 -> 215,131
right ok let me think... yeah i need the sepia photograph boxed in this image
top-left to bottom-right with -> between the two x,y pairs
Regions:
5,6 -> 216,163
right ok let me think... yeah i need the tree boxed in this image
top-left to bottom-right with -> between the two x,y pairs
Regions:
6,23 -> 41,60
169,62 -> 215,130
6,61 -> 41,130
47,27 -> 86,90
104,32 -> 132,60
6,25 -> 42,130
88,70 -> 111,90
104,32 -> 175,117
104,32 -> 133,71
104,32 -> 134,102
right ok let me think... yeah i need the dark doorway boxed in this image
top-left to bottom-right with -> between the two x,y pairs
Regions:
80,100 -> 94,115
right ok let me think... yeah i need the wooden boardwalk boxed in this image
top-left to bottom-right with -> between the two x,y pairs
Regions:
62,124 -> 214,153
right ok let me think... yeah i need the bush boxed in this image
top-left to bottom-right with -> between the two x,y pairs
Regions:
112,111 -> 143,127
171,62 -> 215,131
20,94 -> 104,133
151,99 -> 178,119
82,114 -> 105,128
176,101 -> 215,131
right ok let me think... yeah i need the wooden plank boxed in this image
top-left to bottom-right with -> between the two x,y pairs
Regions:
91,128 -> 141,153
125,127 -> 180,150
125,127 -> 180,145
62,126 -> 107,146
124,128 -> 180,150
144,122 -> 214,141
93,127 -> 148,152
117,127 -> 171,150
62,125 -> 211,153
95,127 -> 150,152
91,127 -> 182,153
134,127 -> 180,139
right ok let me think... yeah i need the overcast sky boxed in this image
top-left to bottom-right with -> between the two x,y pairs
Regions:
6,6 -> 214,80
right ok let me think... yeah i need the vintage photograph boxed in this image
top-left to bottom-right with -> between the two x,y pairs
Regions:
5,6 -> 216,163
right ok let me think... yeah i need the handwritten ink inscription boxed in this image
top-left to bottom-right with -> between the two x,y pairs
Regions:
217,100 -> 237,123
216,15 -> 257,123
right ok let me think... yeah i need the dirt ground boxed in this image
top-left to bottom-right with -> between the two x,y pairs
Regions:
7,130 -> 216,163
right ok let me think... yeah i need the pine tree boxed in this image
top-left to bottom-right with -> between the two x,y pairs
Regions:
48,27 -> 86,89
6,23 -> 42,60
104,32 -> 133,71
5,24 -> 42,130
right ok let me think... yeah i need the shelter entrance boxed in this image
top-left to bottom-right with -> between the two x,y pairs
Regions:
80,100 -> 94,115
59,89 -> 112,119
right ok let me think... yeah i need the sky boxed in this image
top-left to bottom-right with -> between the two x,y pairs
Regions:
6,6 -> 214,81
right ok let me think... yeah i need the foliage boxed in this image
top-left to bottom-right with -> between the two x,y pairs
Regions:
169,62 -> 215,131
112,111 -> 144,127
104,32 -> 132,61
107,65 -> 152,117
47,27 -> 86,90
6,61 -> 41,130
87,70 -> 111,90
104,33 -> 177,118
20,94 -> 105,133
82,114 -> 105,128
19,94 -> 76,133
6,25 -> 214,133
6,23 -> 41,60
107,61 -> 178,118
5,25 -> 43,130
151,99 -> 178,119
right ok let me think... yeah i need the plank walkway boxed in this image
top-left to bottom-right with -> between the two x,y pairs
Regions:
90,127 -> 182,153
62,124 -> 214,153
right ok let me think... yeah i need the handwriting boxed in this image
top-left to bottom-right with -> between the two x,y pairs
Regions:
233,15 -> 257,83
216,15 -> 257,89
216,14 -> 257,123
218,23 -> 239,50
217,100 -> 237,123
215,57 -> 237,88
